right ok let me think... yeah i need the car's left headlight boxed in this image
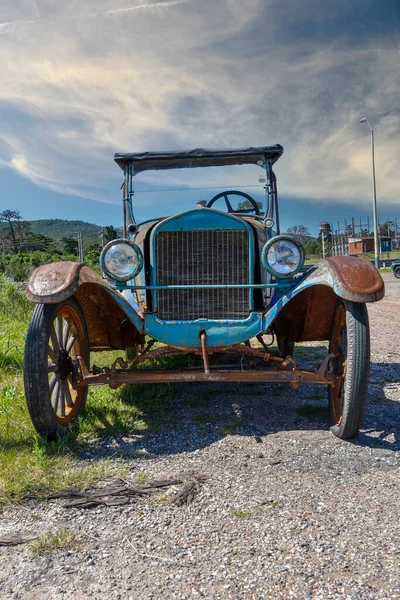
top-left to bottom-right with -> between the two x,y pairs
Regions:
100,239 -> 143,281
262,236 -> 305,278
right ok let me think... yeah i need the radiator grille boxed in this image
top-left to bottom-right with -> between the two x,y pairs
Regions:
155,229 -> 250,320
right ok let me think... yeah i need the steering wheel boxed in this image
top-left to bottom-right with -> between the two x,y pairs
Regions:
206,190 -> 260,215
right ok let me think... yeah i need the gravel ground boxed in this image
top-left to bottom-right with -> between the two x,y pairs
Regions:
1,273 -> 399,600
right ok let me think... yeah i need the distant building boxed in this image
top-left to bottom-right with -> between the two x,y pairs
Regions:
348,236 -> 392,255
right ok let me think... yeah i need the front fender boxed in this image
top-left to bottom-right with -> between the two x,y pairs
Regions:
27,262 -> 144,351
264,256 -> 384,343
314,256 -> 384,302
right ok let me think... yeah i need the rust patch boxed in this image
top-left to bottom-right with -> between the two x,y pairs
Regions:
324,256 -> 384,299
273,285 -> 337,343
26,262 -> 143,351
75,365 -> 334,388
27,262 -> 84,301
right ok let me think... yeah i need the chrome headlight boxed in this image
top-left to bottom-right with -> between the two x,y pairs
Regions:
262,236 -> 304,278
100,239 -> 143,282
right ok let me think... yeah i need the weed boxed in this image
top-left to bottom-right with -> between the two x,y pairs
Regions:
231,509 -> 252,518
220,418 -> 240,436
267,500 -> 279,508
135,471 -> 149,484
149,493 -> 170,507
0,385 -> 16,436
296,403 -> 329,419
29,528 -> 81,556
192,413 -> 217,426
184,391 -> 213,408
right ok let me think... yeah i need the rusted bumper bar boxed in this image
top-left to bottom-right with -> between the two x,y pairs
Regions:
75,367 -> 335,388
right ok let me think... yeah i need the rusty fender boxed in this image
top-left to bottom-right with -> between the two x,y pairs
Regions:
269,256 -> 384,343
27,261 -> 144,350
314,256 -> 384,302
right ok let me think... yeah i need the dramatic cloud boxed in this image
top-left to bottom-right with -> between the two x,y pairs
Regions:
0,0 -> 399,208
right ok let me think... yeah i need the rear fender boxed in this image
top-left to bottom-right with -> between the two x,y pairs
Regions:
27,262 -> 144,351
265,256 -> 384,343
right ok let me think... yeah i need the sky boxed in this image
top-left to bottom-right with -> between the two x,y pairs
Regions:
0,0 -> 399,236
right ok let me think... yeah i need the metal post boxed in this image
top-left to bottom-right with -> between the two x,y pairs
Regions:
371,128 -> 379,268
360,118 -> 379,269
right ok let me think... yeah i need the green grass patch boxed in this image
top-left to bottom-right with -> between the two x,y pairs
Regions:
0,280 -> 180,502
183,391 -> 214,408
220,417 -> 240,436
149,493 -> 171,507
29,528 -> 81,556
296,403 -> 329,419
192,413 -> 217,426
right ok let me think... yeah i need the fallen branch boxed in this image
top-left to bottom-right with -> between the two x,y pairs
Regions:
0,533 -> 40,546
22,473 -> 207,509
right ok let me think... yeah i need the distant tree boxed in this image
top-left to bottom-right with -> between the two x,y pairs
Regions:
0,209 -> 22,253
103,225 -> 119,244
304,240 -> 321,257
61,236 -> 79,255
236,199 -> 263,213
286,224 -> 311,244
24,233 -> 54,252
379,220 -> 396,238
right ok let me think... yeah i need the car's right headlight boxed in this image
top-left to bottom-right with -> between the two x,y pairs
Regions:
100,239 -> 143,281
262,236 -> 304,278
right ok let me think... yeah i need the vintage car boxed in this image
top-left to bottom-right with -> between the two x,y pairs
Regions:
24,146 -> 385,441
391,259 -> 400,278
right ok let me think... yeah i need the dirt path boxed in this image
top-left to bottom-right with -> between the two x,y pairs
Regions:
1,274 -> 399,600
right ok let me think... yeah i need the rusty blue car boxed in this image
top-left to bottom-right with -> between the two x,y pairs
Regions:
24,146 -> 384,440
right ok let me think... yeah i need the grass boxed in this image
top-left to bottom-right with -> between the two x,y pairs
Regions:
28,528 -> 81,556
192,413 -> 217,426
220,417 -> 240,436
296,403 -> 329,419
0,278 -> 180,502
148,493 -> 171,507
231,509 -> 252,518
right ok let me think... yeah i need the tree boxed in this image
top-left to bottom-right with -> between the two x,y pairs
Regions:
24,233 -> 54,252
104,225 -> 119,244
379,220 -> 396,238
236,199 -> 263,213
0,209 -> 22,253
286,224 -> 311,244
61,236 -> 79,255
304,240 -> 321,257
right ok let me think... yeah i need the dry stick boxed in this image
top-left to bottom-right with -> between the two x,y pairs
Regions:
123,536 -> 192,568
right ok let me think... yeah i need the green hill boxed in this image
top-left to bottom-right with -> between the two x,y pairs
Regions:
0,219 -> 122,239
28,219 -> 105,238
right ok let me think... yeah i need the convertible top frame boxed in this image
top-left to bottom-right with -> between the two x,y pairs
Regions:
114,145 -> 284,173
117,146 -> 283,232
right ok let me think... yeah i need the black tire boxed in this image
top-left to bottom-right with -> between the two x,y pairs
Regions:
24,298 -> 89,440
394,267 -> 400,279
328,299 -> 370,439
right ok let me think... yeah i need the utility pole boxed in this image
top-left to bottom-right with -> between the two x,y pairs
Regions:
76,232 -> 84,262
360,117 -> 379,269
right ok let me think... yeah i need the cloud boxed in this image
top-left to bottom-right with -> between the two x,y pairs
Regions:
0,0 -> 399,209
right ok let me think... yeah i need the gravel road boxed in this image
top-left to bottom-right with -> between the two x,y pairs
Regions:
1,273 -> 399,600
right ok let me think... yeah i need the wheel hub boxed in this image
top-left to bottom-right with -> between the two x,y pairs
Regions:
58,349 -> 72,380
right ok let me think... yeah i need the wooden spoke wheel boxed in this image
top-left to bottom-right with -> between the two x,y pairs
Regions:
328,299 -> 370,439
24,298 -> 89,440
